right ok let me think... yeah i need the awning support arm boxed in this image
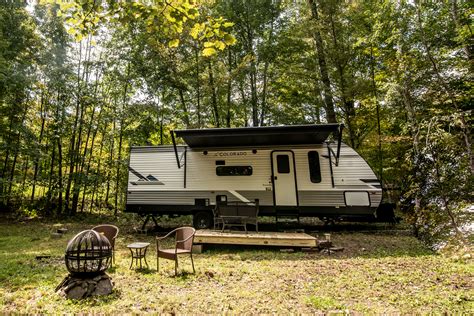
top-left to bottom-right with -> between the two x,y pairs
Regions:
171,130 -> 181,169
326,142 -> 335,188
325,124 -> 344,167
336,124 -> 344,163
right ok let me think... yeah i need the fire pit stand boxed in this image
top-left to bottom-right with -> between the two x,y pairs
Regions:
56,230 -> 114,299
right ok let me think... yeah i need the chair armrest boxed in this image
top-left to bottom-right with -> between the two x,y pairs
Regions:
156,228 -> 180,241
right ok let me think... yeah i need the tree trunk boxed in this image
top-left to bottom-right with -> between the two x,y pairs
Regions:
65,41 -> 83,213
105,103 -> 115,206
7,148 -> 19,204
308,0 -> 337,123
226,49 -> 232,128
249,64 -> 259,126
80,106 -> 103,212
7,99 -> 29,204
114,121 -> 124,216
57,136 -> 63,215
159,107 -> 164,145
55,90 -> 65,215
370,45 -> 383,183
47,139 -> 56,206
115,63 -> 130,216
20,157 -> 29,194
208,60 -> 220,127
89,128 -> 105,212
31,90 -> 46,202
239,82 -> 249,126
71,37 -> 93,213
328,10 -> 355,147
1,109 -> 15,205
195,45 -> 202,128
259,9 -> 276,126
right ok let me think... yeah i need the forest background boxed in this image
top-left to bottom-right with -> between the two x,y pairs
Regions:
0,0 -> 472,248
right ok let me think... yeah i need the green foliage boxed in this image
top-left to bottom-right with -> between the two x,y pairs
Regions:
402,113 -> 473,244
41,0 -> 236,56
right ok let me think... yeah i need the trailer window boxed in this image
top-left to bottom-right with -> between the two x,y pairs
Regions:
276,155 -> 290,173
308,151 -> 321,183
216,166 -> 253,176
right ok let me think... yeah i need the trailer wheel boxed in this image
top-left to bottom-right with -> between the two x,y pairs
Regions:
193,211 -> 213,229
321,217 -> 336,227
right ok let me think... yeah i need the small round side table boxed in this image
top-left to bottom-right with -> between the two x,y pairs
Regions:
127,242 -> 150,269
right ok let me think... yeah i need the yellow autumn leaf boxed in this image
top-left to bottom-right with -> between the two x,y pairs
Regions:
223,34 -> 237,46
67,28 -> 77,35
215,40 -> 226,51
202,47 -> 217,57
190,25 -> 200,39
59,3 -> 75,11
168,39 -> 180,48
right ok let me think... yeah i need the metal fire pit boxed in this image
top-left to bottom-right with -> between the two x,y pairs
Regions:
65,230 -> 112,276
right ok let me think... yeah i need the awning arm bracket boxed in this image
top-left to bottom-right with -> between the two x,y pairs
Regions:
336,123 -> 344,163
171,130 -> 184,169
325,124 -> 343,167
326,142 -> 335,188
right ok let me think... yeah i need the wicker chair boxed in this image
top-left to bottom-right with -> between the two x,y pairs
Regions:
92,224 -> 119,266
156,227 -> 196,275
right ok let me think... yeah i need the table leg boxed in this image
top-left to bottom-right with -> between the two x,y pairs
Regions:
143,247 -> 149,268
129,248 -> 134,269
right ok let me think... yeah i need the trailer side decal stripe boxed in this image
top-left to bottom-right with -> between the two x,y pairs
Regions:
228,190 -> 251,203
129,167 -> 146,180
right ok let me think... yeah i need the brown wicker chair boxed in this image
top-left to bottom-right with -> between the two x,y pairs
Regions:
92,224 -> 119,266
156,227 -> 196,275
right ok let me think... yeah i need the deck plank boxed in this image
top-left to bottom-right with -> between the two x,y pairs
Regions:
195,229 -> 317,247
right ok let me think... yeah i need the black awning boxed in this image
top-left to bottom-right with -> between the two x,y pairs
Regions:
174,124 -> 342,148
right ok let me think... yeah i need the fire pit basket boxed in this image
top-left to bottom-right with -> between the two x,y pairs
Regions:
65,230 -> 112,275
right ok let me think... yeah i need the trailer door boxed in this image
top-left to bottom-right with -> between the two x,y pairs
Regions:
271,151 -> 298,206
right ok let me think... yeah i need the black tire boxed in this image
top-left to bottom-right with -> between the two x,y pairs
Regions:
322,217 -> 336,227
193,211 -> 213,229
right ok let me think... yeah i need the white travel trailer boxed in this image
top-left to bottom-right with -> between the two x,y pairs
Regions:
125,124 -> 384,229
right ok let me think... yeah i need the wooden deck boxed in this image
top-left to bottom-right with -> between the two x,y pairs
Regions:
194,230 -> 318,248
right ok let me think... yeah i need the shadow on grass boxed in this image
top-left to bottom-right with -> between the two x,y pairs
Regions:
141,220 -> 430,261
65,288 -> 123,306
173,271 -> 195,280
198,226 -> 435,261
132,267 -> 154,274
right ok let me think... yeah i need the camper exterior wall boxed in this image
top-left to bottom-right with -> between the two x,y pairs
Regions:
126,143 -> 382,218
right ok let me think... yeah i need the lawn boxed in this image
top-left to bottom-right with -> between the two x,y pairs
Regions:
0,215 -> 472,314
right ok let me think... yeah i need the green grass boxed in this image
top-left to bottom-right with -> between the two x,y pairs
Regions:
0,216 -> 472,313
